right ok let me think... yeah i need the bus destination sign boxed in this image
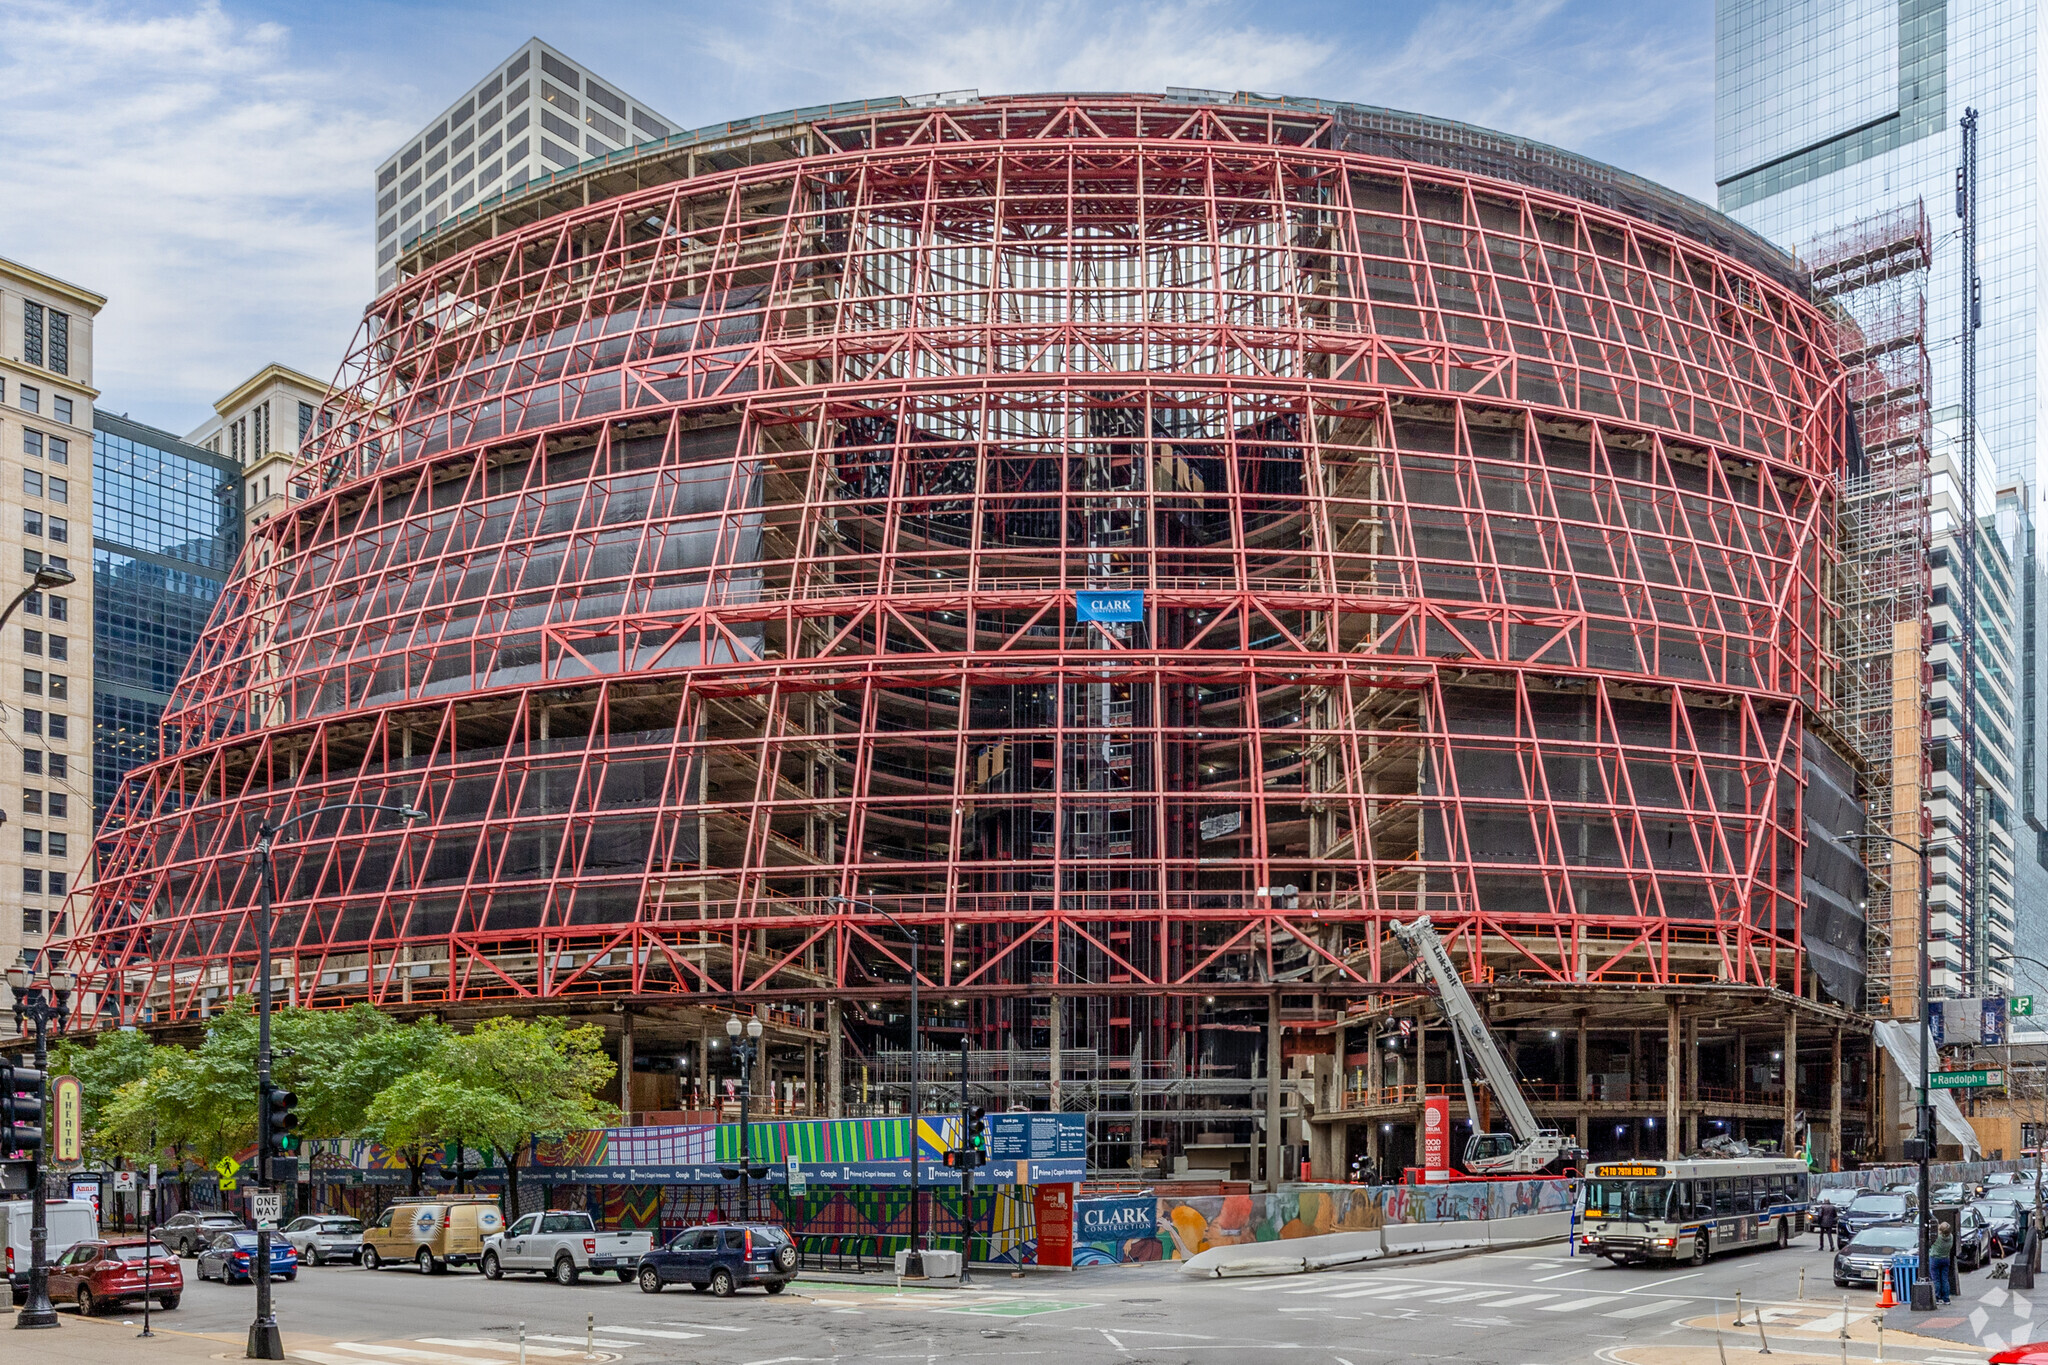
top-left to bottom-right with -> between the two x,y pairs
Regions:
1593,1165 -> 1665,1178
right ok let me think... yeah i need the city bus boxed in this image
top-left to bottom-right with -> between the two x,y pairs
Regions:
1579,1156 -> 1813,1266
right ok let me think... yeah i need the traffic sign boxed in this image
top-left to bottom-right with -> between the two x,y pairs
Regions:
214,1155 -> 241,1191
2015,996 -> 2036,1018
252,1190 -> 281,1225
112,1170 -> 137,1192
1929,1068 -> 2006,1090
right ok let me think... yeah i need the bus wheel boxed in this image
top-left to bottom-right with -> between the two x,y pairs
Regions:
1690,1234 -> 1709,1267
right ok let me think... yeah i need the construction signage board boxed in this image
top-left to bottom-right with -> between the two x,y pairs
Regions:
1928,1069 -> 2006,1090
1929,998 -> 2010,1045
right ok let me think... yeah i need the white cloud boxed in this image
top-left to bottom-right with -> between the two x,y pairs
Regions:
0,0 -> 412,432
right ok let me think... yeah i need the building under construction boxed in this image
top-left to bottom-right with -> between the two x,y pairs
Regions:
68,91 -> 1880,1179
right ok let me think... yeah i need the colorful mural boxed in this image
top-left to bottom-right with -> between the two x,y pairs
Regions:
1152,1180 -> 1575,1261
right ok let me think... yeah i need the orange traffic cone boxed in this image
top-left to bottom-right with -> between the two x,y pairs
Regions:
1875,1271 -> 1896,1310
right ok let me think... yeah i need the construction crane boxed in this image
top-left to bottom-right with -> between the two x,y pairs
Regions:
1391,916 -> 1583,1175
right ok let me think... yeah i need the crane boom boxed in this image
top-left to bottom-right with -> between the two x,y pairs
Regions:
1391,915 -> 1579,1174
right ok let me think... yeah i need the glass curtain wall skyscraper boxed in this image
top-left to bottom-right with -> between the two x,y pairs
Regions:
91,413 -> 241,824
1716,0 -> 2044,999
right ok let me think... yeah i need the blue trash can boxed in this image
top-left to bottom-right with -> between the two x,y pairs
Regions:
1889,1253 -> 1919,1303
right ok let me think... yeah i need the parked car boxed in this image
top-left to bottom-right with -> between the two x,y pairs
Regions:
1971,1197 -> 2029,1257
47,1238 -> 182,1314
4,1199 -> 100,1305
481,1210 -> 654,1284
1841,1190 -> 1917,1238
634,1223 -> 798,1297
1946,1206 -> 1994,1271
1834,1223 -> 1917,1287
282,1215 -> 365,1266
361,1196 -> 504,1274
196,1231 -> 298,1284
157,1210 -> 246,1257
1814,1187 -> 1860,1211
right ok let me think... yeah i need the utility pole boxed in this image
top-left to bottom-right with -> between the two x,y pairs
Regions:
5,966 -> 70,1331
724,1015 -> 765,1219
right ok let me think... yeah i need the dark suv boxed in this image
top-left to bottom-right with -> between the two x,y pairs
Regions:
1840,1190 -> 1916,1238
635,1223 -> 798,1297
156,1211 -> 246,1257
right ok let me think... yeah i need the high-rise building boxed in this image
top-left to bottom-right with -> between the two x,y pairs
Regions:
91,413 -> 241,826
0,255 -> 103,967
1716,0 -> 2044,1003
371,38 -> 677,294
187,364 -> 330,536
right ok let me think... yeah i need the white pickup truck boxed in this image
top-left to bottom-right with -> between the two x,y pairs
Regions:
480,1211 -> 655,1284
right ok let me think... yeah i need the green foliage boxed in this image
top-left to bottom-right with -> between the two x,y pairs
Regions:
48,1028 -> 162,1164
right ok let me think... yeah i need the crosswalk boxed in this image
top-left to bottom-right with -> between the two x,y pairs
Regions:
289,1321 -> 756,1365
1232,1275 -> 1693,1322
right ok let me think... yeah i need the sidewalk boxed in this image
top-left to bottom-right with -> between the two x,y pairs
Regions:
2,1306 -> 251,1365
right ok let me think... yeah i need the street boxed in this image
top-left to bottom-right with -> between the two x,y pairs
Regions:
11,1231 -> 2026,1365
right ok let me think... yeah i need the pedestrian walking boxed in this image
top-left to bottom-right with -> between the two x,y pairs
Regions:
1931,1218 -> 1956,1304
1814,1198 -> 1838,1251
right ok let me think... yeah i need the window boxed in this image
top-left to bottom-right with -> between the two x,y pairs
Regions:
47,832 -> 66,859
46,754 -> 65,779
46,871 -> 63,896
1713,1179 -> 1733,1216
21,629 -> 40,655
48,310 -> 68,375
1734,1179 -> 1755,1216
22,709 -> 40,735
53,396 -> 71,425
298,401 -> 314,443
47,436 -> 65,465
19,384 -> 37,413
21,510 -> 39,536
22,670 -> 40,695
24,430 -> 41,459
23,901 -> 41,935
48,475 -> 66,503
21,870 -> 41,896
22,828 -> 41,854
21,592 -> 39,616
46,516 -> 64,544
22,302 -> 41,367
23,469 -> 42,497
21,750 -> 39,775
46,713 -> 66,740
22,788 -> 40,815
45,674 -> 65,701
46,633 -> 66,660
46,791 -> 64,818
47,596 -> 65,622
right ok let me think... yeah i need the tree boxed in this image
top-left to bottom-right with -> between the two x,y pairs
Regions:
367,1017 -> 616,1216
48,1028 -> 161,1168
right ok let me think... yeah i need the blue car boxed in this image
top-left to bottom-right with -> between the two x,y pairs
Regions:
196,1231 -> 298,1284
635,1223 -> 797,1296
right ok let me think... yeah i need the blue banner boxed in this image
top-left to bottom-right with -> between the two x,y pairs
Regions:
1076,589 -> 1144,622
525,1158 -> 1085,1188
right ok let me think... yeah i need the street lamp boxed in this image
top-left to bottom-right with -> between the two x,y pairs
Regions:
828,895 -> 925,1277
1848,827 -> 1940,1307
722,1015 -> 767,1220
244,800 -> 424,1359
6,963 -> 74,1330
0,565 -> 77,637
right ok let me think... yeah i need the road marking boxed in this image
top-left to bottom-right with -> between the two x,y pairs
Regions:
329,1346 -> 512,1365
528,1336 -> 638,1350
1618,1271 -> 1704,1293
1325,1284 -> 1412,1300
1533,1267 -> 1591,1282
601,1328 -> 704,1341
418,1342 -> 582,1359
295,1354 -> 477,1365
1476,1293 -> 1553,1308
1600,1298 -> 1688,1320
652,1322 -> 750,1332
1431,1290 -> 1514,1304
1234,1278 -> 1317,1291
1536,1295 -> 1619,1312
1282,1280 -> 1376,1295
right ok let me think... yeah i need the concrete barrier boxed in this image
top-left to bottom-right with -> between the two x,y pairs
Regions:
1180,1228 -> 1384,1278
1382,1221 -> 1491,1255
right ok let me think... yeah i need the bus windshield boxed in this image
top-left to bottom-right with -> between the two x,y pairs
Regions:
1585,1180 -> 1677,1222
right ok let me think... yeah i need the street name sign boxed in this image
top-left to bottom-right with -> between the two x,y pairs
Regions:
1928,1068 -> 2005,1090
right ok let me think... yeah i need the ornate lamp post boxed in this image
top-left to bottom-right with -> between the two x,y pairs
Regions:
6,964 -> 74,1330
829,896 -> 924,1276
725,1015 -> 765,1218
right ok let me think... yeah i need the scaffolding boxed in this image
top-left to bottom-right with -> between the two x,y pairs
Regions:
1804,202 -> 1933,1018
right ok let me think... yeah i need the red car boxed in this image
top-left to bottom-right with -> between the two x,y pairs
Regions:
47,1238 -> 183,1315
1992,1345 -> 2048,1364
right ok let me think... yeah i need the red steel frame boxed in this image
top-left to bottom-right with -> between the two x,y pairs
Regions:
66,96 -> 1845,1051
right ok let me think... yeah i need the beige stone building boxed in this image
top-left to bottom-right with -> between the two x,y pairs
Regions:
0,257 -> 103,970
187,363 -> 329,536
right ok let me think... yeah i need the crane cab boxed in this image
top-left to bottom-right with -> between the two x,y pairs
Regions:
1466,1132 -> 1518,1166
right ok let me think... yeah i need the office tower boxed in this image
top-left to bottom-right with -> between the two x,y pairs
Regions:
91,413 -> 241,826
372,38 -> 677,294
187,364 -> 330,536
0,256 -> 103,967
1717,0 -> 2043,1003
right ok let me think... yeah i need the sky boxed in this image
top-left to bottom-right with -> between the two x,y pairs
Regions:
0,0 -> 1716,435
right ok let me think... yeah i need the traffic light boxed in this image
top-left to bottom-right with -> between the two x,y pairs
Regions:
1,1058 -> 46,1157
261,1083 -> 298,1161
966,1105 -> 987,1166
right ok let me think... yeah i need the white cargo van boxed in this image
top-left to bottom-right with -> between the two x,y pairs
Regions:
2,1199 -> 100,1305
